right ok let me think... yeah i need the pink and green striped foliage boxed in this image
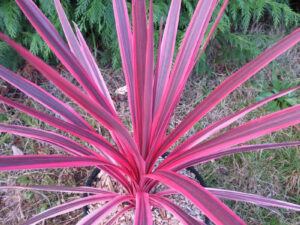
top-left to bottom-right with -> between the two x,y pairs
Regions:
0,0 -> 299,224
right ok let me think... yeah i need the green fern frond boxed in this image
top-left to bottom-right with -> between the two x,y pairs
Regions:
0,1 -> 21,38
0,0 -> 299,75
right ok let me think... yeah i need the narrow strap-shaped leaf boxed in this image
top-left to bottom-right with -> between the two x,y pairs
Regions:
0,65 -> 91,130
153,17 -> 164,105
0,100 -> 135,187
54,0 -> 114,108
195,142 -> 300,164
198,0 -> 229,56
147,170 -> 245,225
73,23 -> 125,154
53,0 -> 84,66
0,32 -> 121,155
0,33 -> 142,170
155,187 -> 300,211
0,185 -> 113,195
158,85 -> 300,160
0,155 -> 114,171
150,0 -> 217,154
151,195 -> 204,225
50,0 -> 123,152
0,96 -> 131,170
162,105 -> 300,171
0,33 -> 118,138
141,0 -> 154,158
0,123 -> 96,157
162,28 -> 300,152
147,142 -> 300,191
106,205 -> 134,225
153,0 -> 182,115
134,192 -> 152,225
112,0 -> 136,131
207,188 -> 300,211
74,24 -> 115,108
100,165 -> 132,193
21,194 -> 117,225
15,0 -> 114,113
0,104 -> 132,188
132,0 -> 147,149
76,195 -> 131,225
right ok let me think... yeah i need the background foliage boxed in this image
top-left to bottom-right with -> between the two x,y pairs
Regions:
0,0 -> 299,73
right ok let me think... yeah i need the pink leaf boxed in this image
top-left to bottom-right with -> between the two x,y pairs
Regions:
150,0 -> 217,155
155,187 -> 300,212
134,192 -> 152,225
132,0 -> 148,149
0,185 -> 114,195
0,33 -> 142,170
151,195 -> 205,225
22,194 -> 117,225
194,142 -> 300,164
0,155 -> 114,171
0,123 -> 97,157
198,0 -> 229,56
162,28 -> 300,152
153,0 -> 182,115
0,97 -> 131,171
208,188 -> 300,211
148,170 -> 245,225
141,0 -> 154,157
106,205 -> 134,225
112,0 -> 137,131
0,65 -> 91,130
15,0 -> 113,112
77,195 -> 131,225
161,85 -> 300,158
54,0 -> 114,108
162,105 -> 300,171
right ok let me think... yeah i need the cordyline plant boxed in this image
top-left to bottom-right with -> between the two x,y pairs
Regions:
0,0 -> 299,224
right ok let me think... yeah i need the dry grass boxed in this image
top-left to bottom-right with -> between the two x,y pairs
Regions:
0,40 -> 299,225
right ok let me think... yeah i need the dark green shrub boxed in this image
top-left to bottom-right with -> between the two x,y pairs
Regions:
0,0 -> 299,72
